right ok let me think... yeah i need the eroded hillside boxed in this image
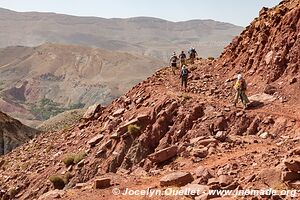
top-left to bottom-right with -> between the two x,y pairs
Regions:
0,43 -> 163,126
0,111 -> 38,155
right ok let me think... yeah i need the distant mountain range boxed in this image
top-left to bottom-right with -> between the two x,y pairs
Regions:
0,8 -> 243,127
0,8 -> 243,60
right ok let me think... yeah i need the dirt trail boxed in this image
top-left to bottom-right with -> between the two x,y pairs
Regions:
163,66 -> 300,122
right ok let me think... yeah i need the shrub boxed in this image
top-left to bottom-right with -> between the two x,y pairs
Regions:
62,151 -> 87,166
74,151 -> 87,164
49,175 -> 65,189
181,94 -> 192,100
127,124 -> 141,135
62,155 -> 75,167
207,57 -> 215,61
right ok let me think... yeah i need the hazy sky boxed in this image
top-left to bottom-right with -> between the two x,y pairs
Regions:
0,0 -> 281,26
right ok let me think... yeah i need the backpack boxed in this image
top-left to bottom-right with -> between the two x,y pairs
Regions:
235,79 -> 247,91
190,49 -> 196,57
180,53 -> 186,59
182,68 -> 188,76
241,79 -> 247,90
170,56 -> 177,63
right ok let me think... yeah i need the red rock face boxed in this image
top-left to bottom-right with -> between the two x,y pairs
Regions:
217,0 -> 299,86
0,112 -> 38,155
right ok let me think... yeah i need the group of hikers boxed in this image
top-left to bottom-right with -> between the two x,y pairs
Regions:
169,48 -> 197,91
169,48 -> 250,109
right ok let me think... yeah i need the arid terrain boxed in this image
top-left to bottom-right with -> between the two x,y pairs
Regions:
0,7 -> 243,127
0,8 -> 243,60
0,43 -> 163,127
0,0 -> 299,199
0,111 -> 38,155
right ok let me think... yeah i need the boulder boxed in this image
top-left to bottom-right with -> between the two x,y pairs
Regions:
215,131 -> 227,142
38,190 -> 65,200
192,148 -> 208,158
197,138 -> 218,146
265,51 -> 274,65
207,178 -> 219,186
218,175 -> 233,187
98,140 -> 112,152
160,172 -> 194,187
117,118 -> 139,136
77,159 -> 85,168
288,181 -> 300,189
281,171 -> 300,182
94,178 -> 111,189
195,166 -> 215,181
74,183 -> 90,189
148,146 -> 178,163
83,104 -> 102,119
246,116 -> 261,135
136,114 -> 150,123
190,137 -> 206,144
290,77 -> 297,84
258,167 -> 282,188
259,132 -> 269,139
264,85 -> 277,95
87,134 -> 104,147
214,117 -> 228,132
249,93 -> 276,103
284,157 -> 300,172
112,108 -> 125,117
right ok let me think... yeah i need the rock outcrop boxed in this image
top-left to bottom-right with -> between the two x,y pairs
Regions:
0,111 -> 39,154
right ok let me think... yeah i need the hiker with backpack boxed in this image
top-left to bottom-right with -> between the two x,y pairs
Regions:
169,52 -> 178,75
233,74 -> 250,109
180,65 -> 189,92
179,51 -> 187,68
188,48 -> 198,64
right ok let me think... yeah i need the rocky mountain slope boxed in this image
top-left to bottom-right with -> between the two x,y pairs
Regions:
0,0 -> 299,199
37,108 -> 86,132
0,8 -> 243,59
0,43 -> 163,126
0,111 -> 38,155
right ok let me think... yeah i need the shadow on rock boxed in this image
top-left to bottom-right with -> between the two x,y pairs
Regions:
247,101 -> 264,110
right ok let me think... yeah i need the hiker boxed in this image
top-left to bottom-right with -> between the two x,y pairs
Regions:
169,52 -> 178,75
179,51 -> 187,67
188,47 -> 198,64
233,74 -> 250,109
180,65 -> 189,92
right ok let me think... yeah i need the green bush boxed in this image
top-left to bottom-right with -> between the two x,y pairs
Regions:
128,124 -> 141,135
62,155 -> 75,167
181,94 -> 192,100
62,151 -> 87,167
74,151 -> 87,164
49,175 -> 65,189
